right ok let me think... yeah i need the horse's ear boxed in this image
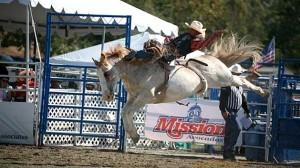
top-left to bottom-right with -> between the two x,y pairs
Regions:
92,58 -> 99,66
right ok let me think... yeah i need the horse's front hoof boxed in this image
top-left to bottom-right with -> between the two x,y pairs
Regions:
131,135 -> 140,144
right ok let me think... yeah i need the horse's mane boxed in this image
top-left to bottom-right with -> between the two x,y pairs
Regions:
210,33 -> 262,68
100,44 -> 134,64
106,44 -> 130,59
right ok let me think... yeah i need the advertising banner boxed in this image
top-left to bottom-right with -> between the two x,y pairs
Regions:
0,102 -> 35,144
145,99 -> 242,146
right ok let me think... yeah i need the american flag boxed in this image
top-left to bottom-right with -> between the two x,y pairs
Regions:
254,37 -> 275,70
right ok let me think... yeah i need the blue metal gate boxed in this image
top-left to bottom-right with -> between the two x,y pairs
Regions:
271,58 -> 300,162
38,12 -> 131,150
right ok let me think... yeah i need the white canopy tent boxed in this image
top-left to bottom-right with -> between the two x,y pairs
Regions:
0,0 -> 178,71
0,0 -> 178,37
49,32 -> 166,66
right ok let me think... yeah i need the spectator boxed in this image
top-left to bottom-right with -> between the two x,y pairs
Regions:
14,70 -> 36,102
0,65 -> 13,101
86,82 -> 97,90
50,80 -> 62,89
0,76 -> 13,102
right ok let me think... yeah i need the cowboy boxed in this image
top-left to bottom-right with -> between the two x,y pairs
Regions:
50,80 -> 63,89
124,21 -> 225,63
163,20 -> 225,62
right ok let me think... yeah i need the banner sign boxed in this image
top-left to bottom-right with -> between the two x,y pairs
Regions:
145,99 -> 242,145
0,102 -> 35,144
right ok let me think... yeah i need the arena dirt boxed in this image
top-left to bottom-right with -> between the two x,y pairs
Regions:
0,144 -> 298,168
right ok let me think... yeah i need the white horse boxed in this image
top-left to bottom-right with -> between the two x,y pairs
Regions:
93,34 -> 269,143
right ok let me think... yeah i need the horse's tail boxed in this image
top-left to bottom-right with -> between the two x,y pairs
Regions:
210,33 -> 262,68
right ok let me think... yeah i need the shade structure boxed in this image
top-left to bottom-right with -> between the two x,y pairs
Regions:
0,0 -> 178,36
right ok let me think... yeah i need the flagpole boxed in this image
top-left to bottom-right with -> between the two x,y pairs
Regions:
273,36 -> 276,75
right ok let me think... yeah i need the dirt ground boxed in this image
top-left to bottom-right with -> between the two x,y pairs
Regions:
0,144 -> 298,168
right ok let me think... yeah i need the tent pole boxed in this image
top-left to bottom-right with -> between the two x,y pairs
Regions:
101,27 -> 106,53
26,4 -> 30,102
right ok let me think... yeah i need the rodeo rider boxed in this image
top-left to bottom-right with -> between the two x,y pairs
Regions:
124,20 -> 225,63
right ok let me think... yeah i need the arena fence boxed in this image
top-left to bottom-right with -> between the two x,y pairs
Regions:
39,12 -> 132,150
39,64 -> 126,149
271,58 -> 300,162
0,61 -> 42,145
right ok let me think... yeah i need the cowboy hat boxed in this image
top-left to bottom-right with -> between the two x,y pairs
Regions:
229,64 -> 246,74
185,21 -> 206,34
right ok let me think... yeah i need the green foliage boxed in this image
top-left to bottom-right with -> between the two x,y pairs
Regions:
267,0 -> 300,73
1,28 -> 26,51
49,32 -> 104,56
125,0 -> 271,41
49,32 -> 116,56
0,28 -> 111,57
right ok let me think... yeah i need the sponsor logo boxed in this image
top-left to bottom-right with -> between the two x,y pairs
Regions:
0,134 -> 29,140
153,116 -> 225,139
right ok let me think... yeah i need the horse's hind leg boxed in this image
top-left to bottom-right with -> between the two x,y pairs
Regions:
231,75 -> 269,98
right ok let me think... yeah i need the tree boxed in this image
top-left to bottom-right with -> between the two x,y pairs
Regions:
269,0 -> 300,73
124,0 -> 271,40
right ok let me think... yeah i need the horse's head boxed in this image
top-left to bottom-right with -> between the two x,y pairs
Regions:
93,55 -> 119,102
93,45 -> 130,102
